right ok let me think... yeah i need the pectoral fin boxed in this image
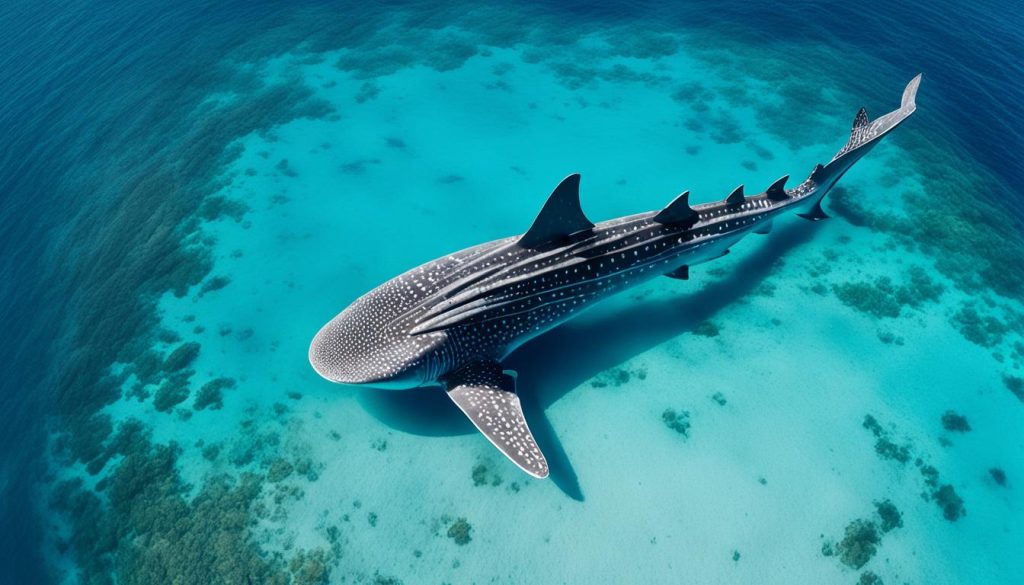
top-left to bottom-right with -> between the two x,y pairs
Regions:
443,361 -> 549,478
665,265 -> 689,280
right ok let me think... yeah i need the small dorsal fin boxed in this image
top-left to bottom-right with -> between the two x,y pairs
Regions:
809,163 -> 825,183
518,174 -> 593,249
852,107 -> 870,130
766,175 -> 789,201
653,190 -> 698,226
726,184 -> 745,206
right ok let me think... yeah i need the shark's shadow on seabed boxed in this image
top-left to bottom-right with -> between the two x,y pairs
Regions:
358,219 -> 817,500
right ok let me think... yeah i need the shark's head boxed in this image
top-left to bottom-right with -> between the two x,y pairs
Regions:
308,293 -> 446,390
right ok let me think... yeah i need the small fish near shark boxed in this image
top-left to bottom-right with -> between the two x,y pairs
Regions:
310,75 -> 922,478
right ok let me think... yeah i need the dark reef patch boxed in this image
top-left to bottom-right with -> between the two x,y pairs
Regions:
447,518 -> 473,545
940,411 -> 971,433
835,519 -> 880,570
862,415 -> 911,464
1003,375 -> 1024,402
275,158 -> 298,177
199,275 -> 231,295
952,304 -> 1008,348
874,500 -> 902,533
934,484 -> 965,522
198,195 -> 248,222
989,467 -> 1007,486
471,461 -> 503,488
48,422 -> 329,584
863,415 -> 966,522
340,158 -> 381,175
833,266 -> 943,320
692,321 -> 721,337
661,408 -> 691,438
163,341 -> 200,372
355,81 -> 380,103
193,377 -> 236,411
153,370 -> 193,413
589,365 -> 645,388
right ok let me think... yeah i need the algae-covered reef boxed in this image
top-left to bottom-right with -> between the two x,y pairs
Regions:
49,421 -> 315,584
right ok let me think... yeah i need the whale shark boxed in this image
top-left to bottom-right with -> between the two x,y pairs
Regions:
310,75 -> 921,478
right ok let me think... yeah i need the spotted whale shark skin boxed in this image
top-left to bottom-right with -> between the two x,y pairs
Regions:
310,75 -> 922,478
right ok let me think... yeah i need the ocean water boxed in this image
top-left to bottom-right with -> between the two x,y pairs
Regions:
1,1 -> 1022,583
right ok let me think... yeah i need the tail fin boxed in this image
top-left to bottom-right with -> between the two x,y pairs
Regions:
797,74 -> 922,220
831,73 -> 921,164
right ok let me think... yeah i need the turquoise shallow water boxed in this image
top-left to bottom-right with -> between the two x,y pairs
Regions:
2,1 -> 1023,583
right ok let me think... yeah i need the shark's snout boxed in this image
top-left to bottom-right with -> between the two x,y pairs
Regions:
308,303 -> 444,390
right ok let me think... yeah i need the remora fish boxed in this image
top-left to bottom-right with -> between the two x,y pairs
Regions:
310,75 -> 921,478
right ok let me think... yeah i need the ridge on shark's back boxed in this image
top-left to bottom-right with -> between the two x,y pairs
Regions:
309,75 -> 922,478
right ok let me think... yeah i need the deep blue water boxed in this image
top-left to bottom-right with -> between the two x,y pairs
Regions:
1,1 -> 1021,582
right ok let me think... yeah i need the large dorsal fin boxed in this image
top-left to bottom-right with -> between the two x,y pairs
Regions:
726,184 -> 745,206
518,174 -> 593,249
766,175 -> 789,201
653,190 -> 698,226
444,361 -> 549,478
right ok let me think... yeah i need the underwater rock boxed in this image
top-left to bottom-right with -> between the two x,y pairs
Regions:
940,411 -> 971,432
692,321 -> 721,337
355,81 -> 380,103
288,549 -> 330,585
157,328 -> 182,344
876,330 -> 904,345
372,574 -> 404,585
989,467 -> 1007,486
340,158 -> 381,174
447,518 -> 473,545
834,267 -> 943,319
833,279 -> 903,319
934,484 -> 965,522
858,571 -> 883,585
267,458 -> 294,483
471,461 -> 503,487
952,304 -> 1008,347
590,366 -> 644,388
201,444 -> 221,461
199,275 -> 231,295
662,409 -> 691,437
193,377 -> 236,411
63,413 -> 113,467
163,341 -> 200,372
836,519 -> 880,570
152,370 -> 193,412
198,195 -> 248,222
862,415 -> 911,464
711,392 -> 727,406
1003,375 -> 1024,402
874,500 -> 903,533
275,158 -> 298,177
